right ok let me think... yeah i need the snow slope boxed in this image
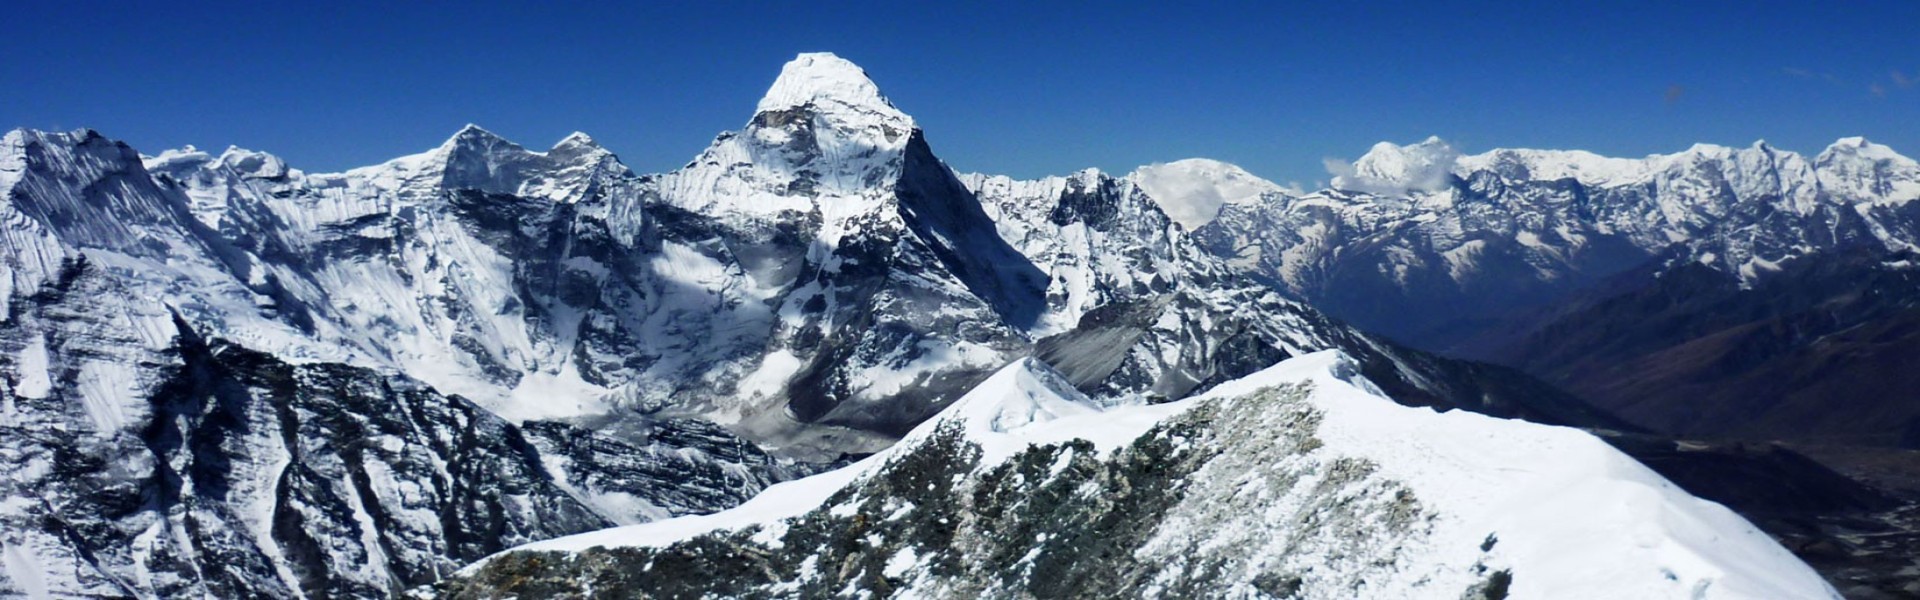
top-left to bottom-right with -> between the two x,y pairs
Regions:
445,351 -> 1836,599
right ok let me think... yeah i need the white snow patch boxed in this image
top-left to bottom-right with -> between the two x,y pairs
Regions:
1329,136 -> 1461,195
737,350 -> 802,401
501,367 -> 611,422
883,546 -> 920,579
13,335 -> 51,399
2,542 -> 50,600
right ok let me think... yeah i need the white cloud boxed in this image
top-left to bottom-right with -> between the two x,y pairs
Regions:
1129,158 -> 1287,230
1326,136 -> 1461,195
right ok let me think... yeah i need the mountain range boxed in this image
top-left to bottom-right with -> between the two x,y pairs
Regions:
1141,133 -> 1920,451
0,52 -> 1909,598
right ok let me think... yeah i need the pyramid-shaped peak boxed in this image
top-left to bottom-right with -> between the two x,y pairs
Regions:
755,52 -> 911,126
442,123 -> 517,148
554,131 -> 599,149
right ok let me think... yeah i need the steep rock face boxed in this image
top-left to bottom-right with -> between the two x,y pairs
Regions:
25,54 -> 1627,453
1180,139 -> 1920,350
438,353 -> 1839,600
647,53 -> 1048,442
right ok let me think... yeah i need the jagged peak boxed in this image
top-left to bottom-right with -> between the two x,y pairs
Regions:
754,52 -> 912,128
439,123 -> 521,153
1815,137 -> 1919,201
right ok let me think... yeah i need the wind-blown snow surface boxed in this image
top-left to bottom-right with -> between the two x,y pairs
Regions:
442,352 -> 1835,599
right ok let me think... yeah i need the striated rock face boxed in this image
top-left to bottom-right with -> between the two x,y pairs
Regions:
436,354 -> 1839,600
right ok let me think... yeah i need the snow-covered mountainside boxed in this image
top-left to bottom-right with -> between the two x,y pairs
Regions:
1173,137 -> 1920,349
438,352 -> 1839,600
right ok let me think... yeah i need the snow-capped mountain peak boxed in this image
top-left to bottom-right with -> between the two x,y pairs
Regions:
755,52 -> 911,130
1816,136 -> 1920,205
663,53 -> 925,214
1453,147 -> 1651,186
551,131 -> 602,152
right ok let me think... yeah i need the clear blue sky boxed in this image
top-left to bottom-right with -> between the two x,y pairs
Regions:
6,1 -> 1916,186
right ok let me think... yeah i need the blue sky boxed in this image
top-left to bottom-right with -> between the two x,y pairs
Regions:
6,1 -> 1916,186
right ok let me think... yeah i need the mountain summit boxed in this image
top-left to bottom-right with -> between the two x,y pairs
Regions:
756,52 -> 911,127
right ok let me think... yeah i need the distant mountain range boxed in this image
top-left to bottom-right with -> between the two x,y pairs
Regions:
1145,135 -> 1920,440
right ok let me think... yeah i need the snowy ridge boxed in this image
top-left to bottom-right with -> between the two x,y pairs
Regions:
449,352 -> 1836,599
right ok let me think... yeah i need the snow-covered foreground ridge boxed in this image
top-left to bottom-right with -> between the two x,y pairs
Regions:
441,351 -> 1837,599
